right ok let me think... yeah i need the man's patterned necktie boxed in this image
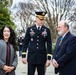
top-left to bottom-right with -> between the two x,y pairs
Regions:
59,37 -> 63,46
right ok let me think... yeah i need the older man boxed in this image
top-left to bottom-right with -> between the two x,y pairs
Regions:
52,20 -> 76,75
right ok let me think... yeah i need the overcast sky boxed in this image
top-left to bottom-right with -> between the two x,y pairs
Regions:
11,0 -> 31,31
11,0 -> 30,10
12,0 -> 30,5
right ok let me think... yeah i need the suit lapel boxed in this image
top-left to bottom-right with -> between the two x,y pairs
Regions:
33,25 -> 44,35
60,32 -> 70,45
55,37 -> 61,52
32,25 -> 38,34
55,32 -> 70,53
39,25 -> 45,35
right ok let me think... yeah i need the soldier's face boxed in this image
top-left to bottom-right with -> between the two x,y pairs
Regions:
36,17 -> 44,26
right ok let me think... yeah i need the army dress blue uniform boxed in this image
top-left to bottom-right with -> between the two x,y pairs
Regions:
22,25 -> 52,75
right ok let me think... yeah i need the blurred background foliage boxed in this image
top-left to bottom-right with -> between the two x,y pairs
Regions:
0,0 -> 16,30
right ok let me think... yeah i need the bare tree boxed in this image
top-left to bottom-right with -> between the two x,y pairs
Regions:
14,2 -> 36,32
30,0 -> 76,42
12,0 -> 76,42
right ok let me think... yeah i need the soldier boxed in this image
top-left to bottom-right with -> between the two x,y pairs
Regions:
22,11 -> 52,75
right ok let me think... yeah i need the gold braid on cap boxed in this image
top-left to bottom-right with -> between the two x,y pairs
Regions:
36,15 -> 44,19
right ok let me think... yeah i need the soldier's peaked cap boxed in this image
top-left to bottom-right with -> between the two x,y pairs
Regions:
35,11 -> 47,20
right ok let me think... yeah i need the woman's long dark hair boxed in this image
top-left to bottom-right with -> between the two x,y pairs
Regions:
0,26 -> 18,51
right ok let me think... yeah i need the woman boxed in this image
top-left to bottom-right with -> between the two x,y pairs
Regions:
0,26 -> 18,75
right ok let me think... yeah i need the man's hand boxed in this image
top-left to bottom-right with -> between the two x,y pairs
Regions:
52,59 -> 59,68
22,58 -> 27,64
45,60 -> 51,67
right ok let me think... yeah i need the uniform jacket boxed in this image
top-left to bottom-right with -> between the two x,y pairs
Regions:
0,39 -> 18,75
53,32 -> 76,75
22,25 -> 52,64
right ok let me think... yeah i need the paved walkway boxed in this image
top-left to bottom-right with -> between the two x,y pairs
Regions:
16,51 -> 58,75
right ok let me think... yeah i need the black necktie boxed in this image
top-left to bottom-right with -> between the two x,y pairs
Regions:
38,27 -> 40,31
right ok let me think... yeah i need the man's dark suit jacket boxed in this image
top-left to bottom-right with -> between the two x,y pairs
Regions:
53,32 -> 76,75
